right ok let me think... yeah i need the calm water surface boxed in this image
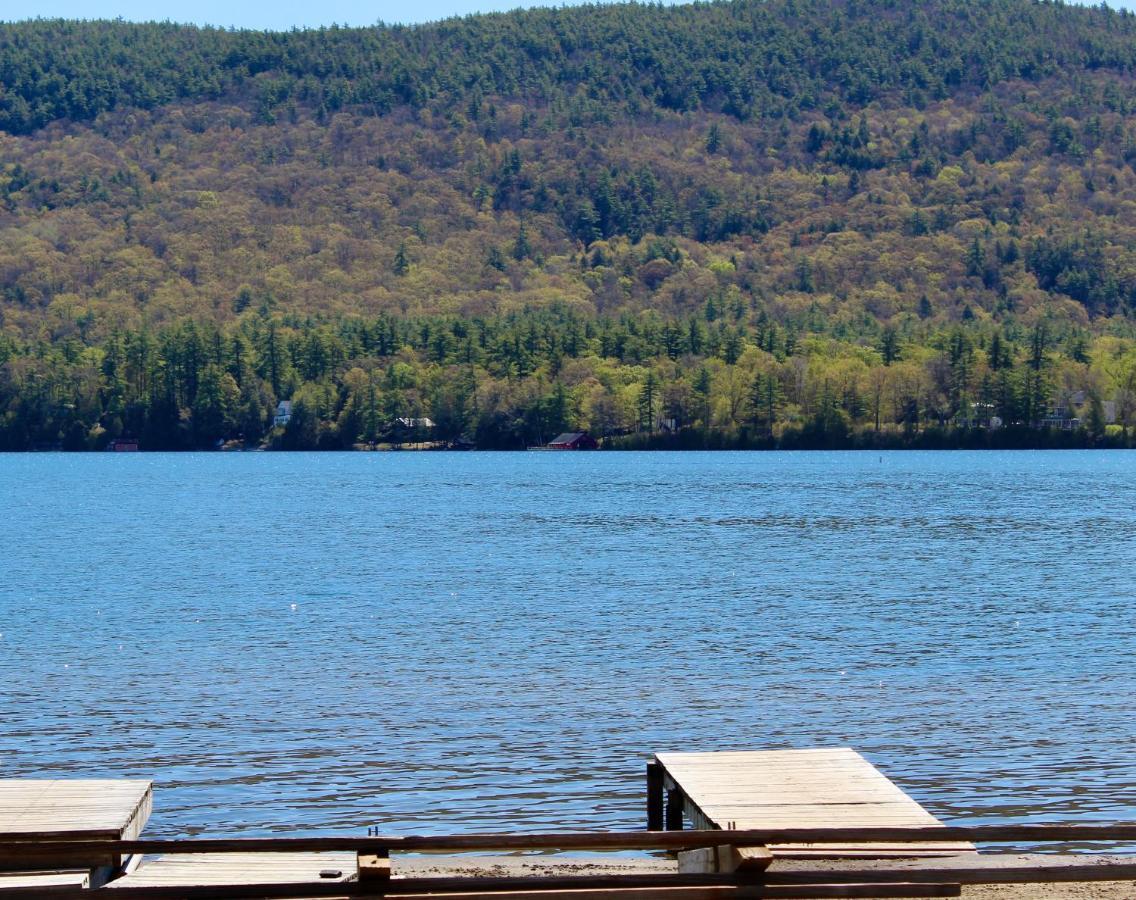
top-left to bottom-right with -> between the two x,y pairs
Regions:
2,451 -> 1134,845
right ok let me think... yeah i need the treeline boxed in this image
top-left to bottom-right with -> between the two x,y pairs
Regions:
2,0 -> 1136,135
3,306 -> 1134,450
3,0 -> 1136,447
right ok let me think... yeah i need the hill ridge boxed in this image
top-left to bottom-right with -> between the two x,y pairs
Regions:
1,0 -> 1135,449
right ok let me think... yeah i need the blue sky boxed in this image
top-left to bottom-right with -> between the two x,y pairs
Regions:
2,0 -> 676,29
2,0 -> 1131,30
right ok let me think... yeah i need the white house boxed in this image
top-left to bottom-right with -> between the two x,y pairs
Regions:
394,417 -> 435,430
274,400 -> 293,428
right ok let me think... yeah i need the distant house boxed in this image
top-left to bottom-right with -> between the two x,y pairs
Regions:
274,401 -> 293,428
106,437 -> 139,452
547,432 -> 598,450
394,417 -> 435,430
1041,403 -> 1079,430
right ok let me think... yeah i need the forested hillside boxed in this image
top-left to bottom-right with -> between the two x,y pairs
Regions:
2,0 -> 1136,449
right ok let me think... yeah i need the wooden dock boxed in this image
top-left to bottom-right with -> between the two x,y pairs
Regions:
0,779 -> 153,888
0,779 -> 152,842
649,748 -> 975,858
108,852 -> 358,889
4,763 -> 1135,898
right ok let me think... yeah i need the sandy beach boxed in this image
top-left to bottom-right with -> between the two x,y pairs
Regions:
393,853 -> 1136,899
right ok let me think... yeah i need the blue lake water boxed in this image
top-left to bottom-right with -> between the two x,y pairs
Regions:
2,450 -> 1135,845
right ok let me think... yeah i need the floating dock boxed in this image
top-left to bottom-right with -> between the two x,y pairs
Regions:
0,778 -> 153,890
648,748 -> 975,857
0,779 -> 152,842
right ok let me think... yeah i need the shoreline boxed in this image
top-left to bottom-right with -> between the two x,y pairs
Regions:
394,853 -> 1136,899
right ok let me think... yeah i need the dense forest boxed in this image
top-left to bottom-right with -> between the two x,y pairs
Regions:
2,0 -> 1136,449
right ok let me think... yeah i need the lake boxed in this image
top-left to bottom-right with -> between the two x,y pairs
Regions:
2,450 -> 1134,844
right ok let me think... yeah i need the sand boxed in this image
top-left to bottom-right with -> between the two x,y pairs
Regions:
392,853 -> 1136,899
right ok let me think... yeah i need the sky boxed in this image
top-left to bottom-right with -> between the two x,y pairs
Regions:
1,0 -> 1131,30
0,0 -> 672,29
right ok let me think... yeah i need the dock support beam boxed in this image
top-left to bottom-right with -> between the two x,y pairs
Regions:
646,762 -> 664,830
666,787 -> 685,830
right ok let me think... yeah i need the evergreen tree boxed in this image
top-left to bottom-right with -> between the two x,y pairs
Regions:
637,371 -> 657,433
393,243 -> 410,276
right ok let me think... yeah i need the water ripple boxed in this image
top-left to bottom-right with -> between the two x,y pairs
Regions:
1,450 -> 1135,849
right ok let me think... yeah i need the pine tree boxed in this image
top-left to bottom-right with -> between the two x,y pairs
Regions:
512,222 -> 531,261
392,243 -> 410,276
637,372 -> 657,433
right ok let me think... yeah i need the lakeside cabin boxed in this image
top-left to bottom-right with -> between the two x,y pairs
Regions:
273,401 -> 293,428
547,431 -> 598,450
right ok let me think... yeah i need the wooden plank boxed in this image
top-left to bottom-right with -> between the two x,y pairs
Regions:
677,846 -> 774,874
387,889 -> 737,900
676,848 -> 718,874
0,885 -> 965,900
0,871 -> 968,900
11,859 -> 1136,900
4,823 -> 1136,858
723,847 -> 775,873
64,862 -> 1136,900
751,847 -> 976,860
109,852 -> 357,888
0,872 -> 89,894
384,888 -> 961,900
358,851 -> 391,883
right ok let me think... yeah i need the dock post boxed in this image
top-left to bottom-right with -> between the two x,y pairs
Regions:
666,786 -> 684,830
646,761 -> 664,830
358,848 -> 391,884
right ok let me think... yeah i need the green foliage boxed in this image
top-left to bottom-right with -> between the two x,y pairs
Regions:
1,306 -> 1133,450
2,1 -> 1135,135
2,0 -> 1136,450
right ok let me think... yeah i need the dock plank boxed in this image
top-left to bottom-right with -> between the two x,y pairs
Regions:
0,778 -> 154,885
109,852 -> 358,887
0,780 -> 152,840
0,872 -> 89,894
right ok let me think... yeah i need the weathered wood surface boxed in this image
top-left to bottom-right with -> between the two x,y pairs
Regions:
653,749 -> 975,857
5,823 -> 1136,861
358,851 -> 392,884
0,780 -> 152,841
13,859 -> 1136,900
108,851 -> 357,888
0,871 -> 969,899
678,846 -> 774,874
377,887 -> 960,900
0,779 -> 153,884
0,871 -> 89,894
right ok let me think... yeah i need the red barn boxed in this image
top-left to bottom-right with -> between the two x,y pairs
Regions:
547,432 -> 598,450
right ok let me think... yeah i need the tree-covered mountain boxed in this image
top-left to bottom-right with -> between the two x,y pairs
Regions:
2,0 -> 1136,449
